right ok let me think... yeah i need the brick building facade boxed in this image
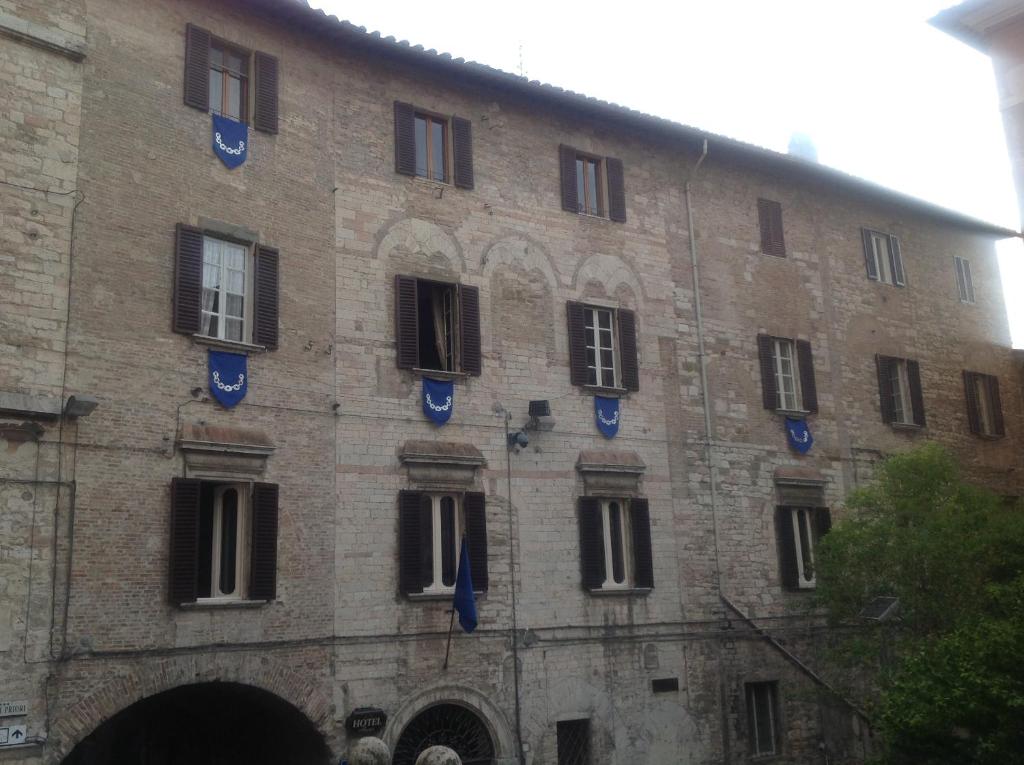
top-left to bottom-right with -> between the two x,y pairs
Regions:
1,1 -> 1021,763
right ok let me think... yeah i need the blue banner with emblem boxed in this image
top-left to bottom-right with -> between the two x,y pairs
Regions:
212,114 -> 248,169
786,416 -> 813,454
423,377 -> 454,425
209,350 -> 248,408
595,395 -> 620,438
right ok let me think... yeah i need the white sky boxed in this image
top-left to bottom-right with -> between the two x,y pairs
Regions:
311,0 -> 1024,346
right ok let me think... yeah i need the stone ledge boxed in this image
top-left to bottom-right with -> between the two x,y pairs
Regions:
0,12 -> 86,60
0,391 -> 62,420
399,440 -> 486,489
577,450 -> 646,495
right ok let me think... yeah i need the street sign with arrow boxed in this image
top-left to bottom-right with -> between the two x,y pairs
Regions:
0,725 -> 27,747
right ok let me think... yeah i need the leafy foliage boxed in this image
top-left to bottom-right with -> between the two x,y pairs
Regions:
814,444 -> 1024,763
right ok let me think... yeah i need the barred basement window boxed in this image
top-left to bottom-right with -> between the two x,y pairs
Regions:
745,682 -> 780,757
557,719 -> 591,765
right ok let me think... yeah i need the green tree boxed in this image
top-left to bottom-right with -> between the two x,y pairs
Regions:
815,444 -> 1024,764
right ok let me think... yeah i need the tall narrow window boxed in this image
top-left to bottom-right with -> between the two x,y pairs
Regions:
889,360 -> 908,425
209,41 -> 248,121
198,483 -> 247,600
601,500 -> 632,588
745,682 -> 780,757
584,306 -> 617,387
576,155 -> 602,215
955,256 -> 975,303
758,198 -> 785,257
414,113 -> 447,182
862,228 -> 906,286
776,506 -> 830,591
201,236 -> 249,342
419,493 -> 463,593
964,371 -> 1004,438
415,280 -> 459,373
790,508 -> 816,588
773,338 -> 799,411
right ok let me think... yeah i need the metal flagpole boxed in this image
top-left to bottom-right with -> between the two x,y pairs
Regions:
443,607 -> 456,670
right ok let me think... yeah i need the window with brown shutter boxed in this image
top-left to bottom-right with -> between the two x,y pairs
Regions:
776,506 -> 830,591
393,276 -> 481,376
862,228 -> 906,286
565,301 -> 639,391
169,478 -> 278,605
393,102 -> 473,187
558,146 -> 627,222
757,335 -> 815,412
398,491 -> 487,596
758,198 -> 785,257
964,371 -> 1004,438
172,225 -> 279,350
578,496 -> 653,593
876,355 -> 925,427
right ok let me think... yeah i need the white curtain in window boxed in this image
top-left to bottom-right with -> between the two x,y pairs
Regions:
431,285 -> 448,371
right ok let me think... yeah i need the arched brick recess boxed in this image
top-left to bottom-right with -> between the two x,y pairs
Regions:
50,652 -> 332,762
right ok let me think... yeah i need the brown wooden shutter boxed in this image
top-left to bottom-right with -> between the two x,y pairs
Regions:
253,51 -> 279,134
907,360 -> 926,427
252,244 -> 279,349
606,157 -> 626,223
183,24 -> 210,111
459,284 -> 482,376
395,275 -> 419,369
250,482 -> 279,601
463,492 -> 488,592
775,507 -> 799,591
169,477 -> 201,605
963,371 -> 981,435
630,498 -> 654,589
796,340 -> 818,413
559,145 -> 578,213
876,355 -> 895,424
989,375 -> 1005,437
889,235 -> 905,286
757,335 -> 778,410
578,497 -> 605,590
173,223 -> 203,335
566,301 -> 588,386
394,101 -> 416,176
758,198 -> 785,256
452,116 -> 474,190
862,228 -> 879,280
398,490 -> 424,595
618,308 -> 639,391
815,507 -> 832,538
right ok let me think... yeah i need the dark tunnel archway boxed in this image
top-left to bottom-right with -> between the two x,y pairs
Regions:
62,681 -> 332,765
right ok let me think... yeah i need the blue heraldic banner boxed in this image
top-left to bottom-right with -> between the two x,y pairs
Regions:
209,350 -> 248,408
453,537 -> 477,633
595,395 -> 620,438
786,417 -> 813,454
212,114 -> 248,169
423,377 -> 454,425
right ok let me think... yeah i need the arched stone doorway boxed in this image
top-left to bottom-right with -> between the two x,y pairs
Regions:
392,703 -> 495,765
61,682 -> 332,765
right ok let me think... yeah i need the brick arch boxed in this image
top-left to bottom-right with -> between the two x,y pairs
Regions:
51,653 -> 332,762
571,252 -> 647,308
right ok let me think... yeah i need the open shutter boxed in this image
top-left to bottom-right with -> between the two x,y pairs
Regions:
889,235 -> 905,287
796,340 -> 818,413
398,490 -> 424,595
452,116 -> 474,190
250,483 -> 279,601
253,244 -> 279,349
758,199 -> 785,256
862,229 -> 879,280
757,335 -> 778,410
606,157 -> 626,222
907,360 -> 926,427
566,301 -> 588,386
394,101 -> 416,176
459,284 -> 482,376
618,308 -> 639,391
173,223 -> 203,335
395,276 -> 419,369
578,497 -> 605,590
169,477 -> 200,605
464,492 -> 488,592
253,51 -> 279,134
183,24 -> 210,111
815,507 -> 832,538
630,498 -> 654,589
989,375 -> 1005,437
964,371 -> 981,435
559,145 -> 578,213
876,355 -> 895,424
775,507 -> 799,591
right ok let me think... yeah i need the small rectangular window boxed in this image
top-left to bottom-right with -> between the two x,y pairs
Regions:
416,280 -> 459,373
209,40 -> 249,121
557,719 -> 590,765
576,155 -> 602,216
862,229 -> 906,286
414,113 -> 448,182
201,236 -> 250,343
758,198 -> 785,257
745,682 -> 780,757
955,256 -> 975,303
583,306 -> 618,387
964,370 -> 1003,438
772,338 -> 800,411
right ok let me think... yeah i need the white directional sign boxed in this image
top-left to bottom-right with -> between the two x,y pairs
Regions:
0,725 -> 27,747
0,701 -> 27,718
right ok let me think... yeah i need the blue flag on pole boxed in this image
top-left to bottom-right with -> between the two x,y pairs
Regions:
212,113 -> 248,169
452,538 -> 477,633
785,417 -> 813,454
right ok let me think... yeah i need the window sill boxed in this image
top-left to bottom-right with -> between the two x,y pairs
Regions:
412,368 -> 467,381
975,433 -> 1005,441
584,384 -> 628,397
775,408 -> 810,418
192,335 -> 267,355
406,590 -> 486,602
890,422 -> 924,432
586,586 -> 652,597
574,211 -> 609,221
180,598 -> 269,610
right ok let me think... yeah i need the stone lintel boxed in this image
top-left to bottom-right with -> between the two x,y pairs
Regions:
577,450 -> 646,496
399,440 -> 486,489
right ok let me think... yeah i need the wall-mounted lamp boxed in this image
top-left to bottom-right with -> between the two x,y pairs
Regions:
64,394 -> 99,419
526,400 -> 555,432
507,430 -> 529,450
